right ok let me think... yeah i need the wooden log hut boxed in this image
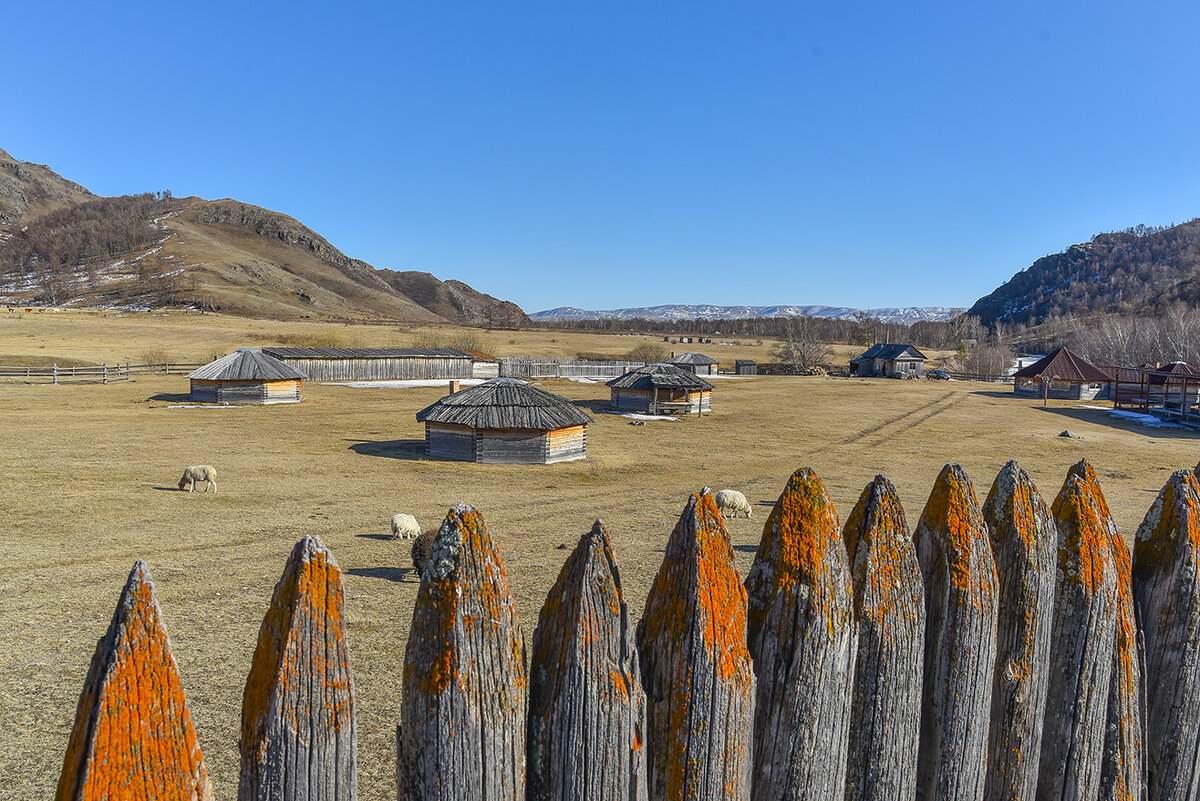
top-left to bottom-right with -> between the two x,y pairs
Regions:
666,351 -> 719,376
189,349 -> 304,404
239,536 -> 355,801
843,475 -> 924,801
1134,468 -> 1200,800
636,489 -> 755,800
57,561 -> 214,801
527,521 -> 648,801
261,347 -> 477,382
1012,346 -> 1111,401
398,504 -> 526,801
744,468 -> 856,801
415,378 -> 592,463
606,363 -> 714,416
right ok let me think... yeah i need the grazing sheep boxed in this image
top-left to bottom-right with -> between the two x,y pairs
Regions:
390,513 -> 421,540
411,528 -> 437,575
715,489 -> 752,518
178,465 -> 217,493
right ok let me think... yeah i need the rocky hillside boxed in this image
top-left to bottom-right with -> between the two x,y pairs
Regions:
0,147 -> 528,325
969,219 -> 1200,325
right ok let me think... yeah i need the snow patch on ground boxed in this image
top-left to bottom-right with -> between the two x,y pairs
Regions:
565,376 -> 610,383
1110,410 -> 1185,428
608,412 -> 679,422
1073,404 -> 1110,410
708,374 -> 760,380
167,405 -> 243,410
321,379 -> 487,389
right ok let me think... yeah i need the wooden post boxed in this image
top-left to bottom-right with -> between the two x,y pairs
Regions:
1042,377 -> 1048,407
239,536 -> 355,801
914,464 -> 998,801
398,504 -> 526,801
981,460 -> 1056,801
744,468 -> 856,801
1133,469 -> 1200,800
53,363 -> 58,385
1039,459 -> 1119,801
102,364 -> 107,384
636,489 -> 755,801
56,560 -> 214,801
842,475 -> 924,801
1101,521 -> 1146,801
527,521 -> 647,801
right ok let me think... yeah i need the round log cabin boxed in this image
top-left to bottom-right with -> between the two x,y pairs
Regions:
606,363 -> 714,415
188,349 -> 304,404
415,378 -> 592,464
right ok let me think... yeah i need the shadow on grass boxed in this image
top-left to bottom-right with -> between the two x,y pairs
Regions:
355,533 -> 396,541
346,566 -> 414,583
732,544 -> 758,553
573,398 -> 615,415
148,392 -> 193,402
346,439 -> 427,461
1032,406 -> 1199,440
151,486 -> 184,491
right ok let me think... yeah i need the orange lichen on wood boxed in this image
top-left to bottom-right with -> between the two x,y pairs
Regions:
56,560 -> 213,801
637,490 -> 755,801
914,464 -> 998,801
240,535 -> 355,801
1100,530 -> 1144,801
398,504 -> 526,801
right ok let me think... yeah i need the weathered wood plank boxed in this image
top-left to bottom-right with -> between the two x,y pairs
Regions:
743,468 -> 856,801
397,504 -> 526,801
57,560 -> 213,801
982,460 -> 1056,801
1133,468 -> 1200,801
1100,524 -> 1146,801
636,489 -> 755,801
527,520 -> 647,801
914,464 -> 998,801
239,536 -> 356,801
1038,459 -> 1119,801
843,475 -> 924,801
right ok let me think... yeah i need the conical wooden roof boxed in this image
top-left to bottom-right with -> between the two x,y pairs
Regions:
606,363 -> 716,390
189,349 -> 306,381
415,378 -> 592,430
1012,346 -> 1109,383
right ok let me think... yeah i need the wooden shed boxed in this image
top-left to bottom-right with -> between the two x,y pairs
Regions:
667,351 -> 719,376
849,344 -> 926,378
415,378 -> 592,464
606,363 -> 714,415
188,349 -> 304,404
261,347 -> 477,381
734,359 -> 758,376
1013,346 -> 1111,401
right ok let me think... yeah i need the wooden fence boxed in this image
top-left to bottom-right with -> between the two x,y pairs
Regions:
0,362 -> 202,383
55,460 -> 1200,801
499,356 -> 645,379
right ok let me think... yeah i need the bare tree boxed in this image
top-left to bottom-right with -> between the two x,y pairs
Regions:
771,316 -> 831,374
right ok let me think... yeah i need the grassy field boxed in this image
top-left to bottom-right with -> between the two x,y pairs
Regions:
1,311 -> 1194,800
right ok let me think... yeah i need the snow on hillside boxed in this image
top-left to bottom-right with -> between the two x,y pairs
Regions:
532,304 -> 962,324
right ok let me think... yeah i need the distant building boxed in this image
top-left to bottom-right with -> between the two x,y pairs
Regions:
1012,346 -> 1110,400
189,349 -> 304,404
667,351 -> 719,376
734,359 -> 758,376
606,363 -> 714,415
849,344 -> 927,378
261,347 -> 483,382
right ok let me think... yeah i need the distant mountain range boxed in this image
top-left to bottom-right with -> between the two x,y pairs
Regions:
533,304 -> 962,324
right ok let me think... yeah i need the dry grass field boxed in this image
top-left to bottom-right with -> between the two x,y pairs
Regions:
1,310 -> 1194,799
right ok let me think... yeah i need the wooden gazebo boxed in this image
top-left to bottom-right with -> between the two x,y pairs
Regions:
188,349 -> 304,404
1012,346 -> 1110,402
415,378 -> 592,463
606,363 -> 714,415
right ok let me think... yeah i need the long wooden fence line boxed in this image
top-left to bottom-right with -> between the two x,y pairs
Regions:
57,560 -> 213,801
1042,461 -> 1119,801
636,489 -> 756,801
914,464 -> 999,801
398,504 -> 527,801
1134,469 -> 1200,800
240,535 -> 355,801
526,521 -> 647,801
843,475 -> 923,801
498,356 -> 645,379
0,361 -> 204,383
743,468 -> 855,801
981,461 -> 1056,801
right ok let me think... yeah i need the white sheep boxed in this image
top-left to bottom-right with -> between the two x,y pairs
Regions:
390,513 -> 421,540
715,489 -> 752,518
179,465 -> 217,493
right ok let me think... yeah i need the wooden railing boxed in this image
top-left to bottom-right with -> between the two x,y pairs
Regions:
499,356 -> 645,379
54,461 -> 1200,801
0,362 -> 203,383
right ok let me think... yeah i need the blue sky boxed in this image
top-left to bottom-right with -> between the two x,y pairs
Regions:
8,1 -> 1200,312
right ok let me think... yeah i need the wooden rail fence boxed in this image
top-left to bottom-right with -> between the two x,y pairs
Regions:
0,361 -> 203,383
499,356 -> 645,379
54,460 -> 1200,800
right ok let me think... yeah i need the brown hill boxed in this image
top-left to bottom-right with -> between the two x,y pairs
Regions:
0,148 -> 94,228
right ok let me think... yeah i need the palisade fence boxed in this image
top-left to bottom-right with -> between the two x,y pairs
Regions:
0,361 -> 203,384
499,356 -> 645,379
55,460 -> 1200,801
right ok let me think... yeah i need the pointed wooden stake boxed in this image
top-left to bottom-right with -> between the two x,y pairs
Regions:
843,475 -> 924,801
1134,468 -> 1200,800
239,536 -> 356,801
398,504 -> 526,801
637,489 -> 755,801
982,460 -> 1055,801
56,560 -> 213,801
914,464 -> 998,801
527,521 -> 647,801
1100,522 -> 1146,801
744,468 -> 856,801
1038,459 -> 1119,801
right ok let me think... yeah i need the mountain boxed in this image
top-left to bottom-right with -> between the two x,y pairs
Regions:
533,303 -> 960,324
0,148 -> 528,326
968,220 -> 1200,325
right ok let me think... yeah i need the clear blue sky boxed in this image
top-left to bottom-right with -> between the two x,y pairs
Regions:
8,1 -> 1200,313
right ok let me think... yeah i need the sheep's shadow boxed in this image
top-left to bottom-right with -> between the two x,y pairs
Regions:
355,533 -> 396,541
346,439 -> 428,461
346,566 -> 415,583
151,486 -> 184,491
148,392 -> 193,402
732,544 -> 758,553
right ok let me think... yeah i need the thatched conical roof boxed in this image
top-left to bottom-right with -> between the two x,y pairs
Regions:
416,378 -> 592,430
189,349 -> 306,381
